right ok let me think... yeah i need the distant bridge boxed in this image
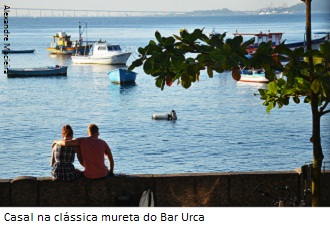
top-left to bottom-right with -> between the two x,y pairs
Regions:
3,7 -> 188,17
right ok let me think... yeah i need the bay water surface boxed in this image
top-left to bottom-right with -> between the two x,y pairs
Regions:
1,13 -> 329,179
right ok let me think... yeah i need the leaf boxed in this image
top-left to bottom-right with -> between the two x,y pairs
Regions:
207,66 -> 213,77
196,73 -> 200,82
282,97 -> 290,106
276,78 -> 286,87
155,76 -> 165,89
138,47 -> 146,56
187,64 -> 199,77
273,42 -> 292,56
143,59 -> 153,74
311,79 -> 320,93
304,95 -> 311,103
225,36 -> 242,52
241,37 -> 255,48
173,34 -> 183,41
231,67 -> 241,81
210,49 -> 225,61
166,75 -> 173,86
268,82 -> 278,95
293,96 -> 300,104
181,73 -> 191,89
266,101 -> 275,114
258,89 -> 267,99
155,31 -> 163,45
128,59 -> 143,71
190,29 -> 203,42
164,36 -> 175,47
171,56 -> 184,70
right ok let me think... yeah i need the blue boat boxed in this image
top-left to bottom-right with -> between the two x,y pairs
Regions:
7,65 -> 67,78
2,49 -> 35,54
108,68 -> 137,84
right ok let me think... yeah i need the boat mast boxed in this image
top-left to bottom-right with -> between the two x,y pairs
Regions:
78,22 -> 88,55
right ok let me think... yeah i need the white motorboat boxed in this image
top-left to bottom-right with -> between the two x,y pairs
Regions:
239,69 -> 282,83
71,40 -> 131,65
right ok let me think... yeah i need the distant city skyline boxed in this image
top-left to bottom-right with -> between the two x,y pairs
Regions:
4,0 -> 302,12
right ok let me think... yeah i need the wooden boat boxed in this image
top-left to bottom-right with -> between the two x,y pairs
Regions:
233,31 -> 329,54
108,68 -> 137,84
7,65 -> 67,78
72,40 -> 131,65
238,69 -> 282,83
46,22 -> 92,55
2,49 -> 35,54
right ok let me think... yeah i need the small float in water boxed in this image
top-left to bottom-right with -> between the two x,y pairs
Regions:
152,110 -> 177,120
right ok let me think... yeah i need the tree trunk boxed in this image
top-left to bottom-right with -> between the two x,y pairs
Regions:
311,92 -> 324,206
302,0 -> 324,206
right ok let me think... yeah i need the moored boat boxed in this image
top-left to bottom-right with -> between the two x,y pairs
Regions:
108,68 -> 137,84
46,22 -> 92,55
72,40 -> 131,65
233,31 -> 329,54
2,49 -> 35,54
238,69 -> 282,83
7,65 -> 68,78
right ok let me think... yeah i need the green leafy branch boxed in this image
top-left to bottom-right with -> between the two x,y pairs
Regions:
129,29 -> 330,116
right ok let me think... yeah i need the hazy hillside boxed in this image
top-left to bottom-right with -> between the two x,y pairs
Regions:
189,0 -> 330,16
289,0 -> 330,12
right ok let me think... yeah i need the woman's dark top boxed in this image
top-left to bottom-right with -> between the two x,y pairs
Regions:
52,144 -> 79,181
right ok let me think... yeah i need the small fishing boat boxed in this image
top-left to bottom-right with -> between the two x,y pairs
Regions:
108,68 -> 137,84
72,40 -> 131,65
46,22 -> 92,55
2,49 -> 35,54
233,31 -> 329,54
238,69 -> 282,83
7,65 -> 67,78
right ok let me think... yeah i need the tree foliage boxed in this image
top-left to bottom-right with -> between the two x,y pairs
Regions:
259,41 -> 330,114
129,29 -> 330,116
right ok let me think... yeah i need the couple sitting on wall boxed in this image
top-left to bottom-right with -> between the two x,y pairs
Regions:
51,124 -> 114,181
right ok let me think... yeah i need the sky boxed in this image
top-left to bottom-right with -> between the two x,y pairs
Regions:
4,0 -> 302,12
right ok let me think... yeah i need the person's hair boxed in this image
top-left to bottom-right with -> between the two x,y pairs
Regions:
88,124 -> 99,135
62,124 -> 73,137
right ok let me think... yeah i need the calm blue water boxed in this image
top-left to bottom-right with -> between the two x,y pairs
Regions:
1,13 -> 329,179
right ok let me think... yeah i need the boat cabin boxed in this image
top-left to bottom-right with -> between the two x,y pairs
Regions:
88,40 -> 122,56
233,31 -> 283,53
51,31 -> 72,47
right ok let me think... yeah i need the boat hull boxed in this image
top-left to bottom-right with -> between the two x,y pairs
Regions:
285,36 -> 329,50
2,49 -> 35,54
245,35 -> 329,53
108,69 -> 137,84
239,75 -> 269,83
7,66 -> 68,78
46,46 -> 91,55
72,52 -> 131,65
238,70 -> 282,83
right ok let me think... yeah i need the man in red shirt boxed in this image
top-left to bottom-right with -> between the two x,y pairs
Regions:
53,124 -> 114,179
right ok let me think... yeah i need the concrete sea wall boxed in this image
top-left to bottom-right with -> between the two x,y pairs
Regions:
0,171 -> 329,206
